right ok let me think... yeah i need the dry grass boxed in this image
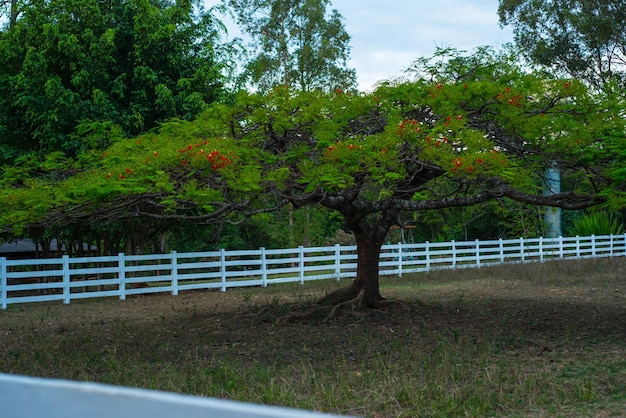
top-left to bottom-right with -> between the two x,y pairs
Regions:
1,258 -> 625,417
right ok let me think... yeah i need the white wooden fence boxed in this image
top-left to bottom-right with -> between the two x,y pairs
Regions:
1,234 -> 625,309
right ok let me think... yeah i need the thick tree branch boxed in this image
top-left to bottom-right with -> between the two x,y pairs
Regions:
378,187 -> 601,213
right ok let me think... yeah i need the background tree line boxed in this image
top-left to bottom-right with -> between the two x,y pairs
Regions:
0,0 -> 231,163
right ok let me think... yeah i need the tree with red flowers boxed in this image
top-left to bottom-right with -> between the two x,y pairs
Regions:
0,49 -> 617,314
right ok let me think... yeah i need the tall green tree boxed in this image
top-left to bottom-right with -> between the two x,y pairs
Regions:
498,0 -> 626,88
224,0 -> 355,92
1,49 -> 616,312
0,0 -> 229,163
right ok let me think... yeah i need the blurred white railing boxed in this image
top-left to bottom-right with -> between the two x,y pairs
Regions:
1,234 -> 624,309
0,373 -> 352,418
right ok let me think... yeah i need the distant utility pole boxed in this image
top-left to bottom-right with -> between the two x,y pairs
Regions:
543,165 -> 562,238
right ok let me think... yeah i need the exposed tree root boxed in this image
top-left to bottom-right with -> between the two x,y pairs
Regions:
327,289 -> 369,318
275,306 -> 330,324
274,283 -> 398,323
317,281 -> 385,305
274,297 -> 407,324
317,283 -> 360,306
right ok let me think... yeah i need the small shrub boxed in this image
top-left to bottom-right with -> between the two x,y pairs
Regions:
567,211 -> 624,236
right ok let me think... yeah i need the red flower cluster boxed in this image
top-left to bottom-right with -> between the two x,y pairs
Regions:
449,151 -> 505,174
325,145 -> 337,157
324,142 -> 361,158
444,115 -> 463,126
178,141 -> 235,171
397,118 -> 422,137
117,168 -> 133,180
508,95 -> 522,107
424,136 -> 449,148
496,87 -> 523,108
106,167 -> 133,180
428,82 -> 445,98
451,157 -> 479,173
206,149 -> 232,170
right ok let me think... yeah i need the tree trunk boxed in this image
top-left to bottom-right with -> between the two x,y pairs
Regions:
9,0 -> 18,28
318,210 -> 396,310
350,231 -> 385,305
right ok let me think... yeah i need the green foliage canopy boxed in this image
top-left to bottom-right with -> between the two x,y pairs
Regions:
1,49 -> 615,241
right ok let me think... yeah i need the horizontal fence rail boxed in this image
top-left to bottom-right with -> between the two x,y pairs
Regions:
1,234 -> 625,309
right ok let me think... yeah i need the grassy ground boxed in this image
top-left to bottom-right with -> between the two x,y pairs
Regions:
1,258 -> 625,417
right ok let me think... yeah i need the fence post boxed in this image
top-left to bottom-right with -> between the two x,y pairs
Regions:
591,234 -> 596,257
559,236 -> 564,259
475,239 -> 481,268
220,249 -> 227,292
539,237 -> 544,263
171,251 -> 178,296
425,241 -> 431,271
609,234 -> 614,257
397,242 -> 403,278
118,253 -> 126,301
451,240 -> 456,268
298,246 -> 305,284
334,244 -> 341,281
62,255 -> 71,305
1,257 -> 6,310
260,247 -> 267,287
576,235 -> 581,258
520,237 -> 525,263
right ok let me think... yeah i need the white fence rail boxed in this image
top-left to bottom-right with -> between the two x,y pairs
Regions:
0,373 -> 352,418
1,234 -> 625,309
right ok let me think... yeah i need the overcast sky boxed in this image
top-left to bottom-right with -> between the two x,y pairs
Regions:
206,0 -> 514,91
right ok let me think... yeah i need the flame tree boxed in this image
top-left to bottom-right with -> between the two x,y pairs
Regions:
0,49 -> 617,312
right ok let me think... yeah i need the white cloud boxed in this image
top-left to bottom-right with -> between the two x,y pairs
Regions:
332,0 -> 514,89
